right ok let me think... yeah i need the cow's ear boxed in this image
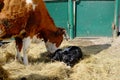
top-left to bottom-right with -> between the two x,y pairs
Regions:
56,28 -> 65,36
56,27 -> 69,40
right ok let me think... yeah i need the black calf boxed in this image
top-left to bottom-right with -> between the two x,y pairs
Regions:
51,49 -> 63,61
51,46 -> 83,67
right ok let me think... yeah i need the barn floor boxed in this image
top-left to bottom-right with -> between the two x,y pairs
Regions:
0,37 -> 120,80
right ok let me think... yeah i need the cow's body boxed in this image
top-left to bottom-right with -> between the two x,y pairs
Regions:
0,0 -> 66,65
51,46 -> 83,67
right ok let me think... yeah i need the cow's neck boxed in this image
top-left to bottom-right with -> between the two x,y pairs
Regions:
38,0 -> 57,32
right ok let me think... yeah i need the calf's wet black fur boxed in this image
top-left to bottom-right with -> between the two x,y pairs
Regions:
51,46 -> 83,67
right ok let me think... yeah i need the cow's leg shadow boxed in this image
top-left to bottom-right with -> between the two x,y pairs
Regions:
28,52 -> 52,64
60,44 -> 111,61
28,44 -> 111,64
79,44 -> 111,60
82,44 -> 111,55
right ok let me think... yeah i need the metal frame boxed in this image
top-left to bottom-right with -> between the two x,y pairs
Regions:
45,0 -> 76,39
113,0 -> 119,37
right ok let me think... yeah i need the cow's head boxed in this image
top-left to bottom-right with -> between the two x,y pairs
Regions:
39,28 -> 67,53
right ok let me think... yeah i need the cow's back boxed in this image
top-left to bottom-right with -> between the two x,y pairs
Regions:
27,0 -> 57,31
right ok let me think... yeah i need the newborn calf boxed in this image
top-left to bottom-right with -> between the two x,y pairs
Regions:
51,46 -> 83,67
51,49 -> 63,61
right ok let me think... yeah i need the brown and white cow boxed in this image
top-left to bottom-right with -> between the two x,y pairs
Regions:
0,0 -> 67,65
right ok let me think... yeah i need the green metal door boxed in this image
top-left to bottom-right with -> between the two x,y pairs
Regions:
76,0 -> 115,37
45,1 -> 68,32
45,0 -> 116,38
119,1 -> 120,32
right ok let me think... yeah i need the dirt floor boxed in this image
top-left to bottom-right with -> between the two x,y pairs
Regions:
0,37 -> 120,80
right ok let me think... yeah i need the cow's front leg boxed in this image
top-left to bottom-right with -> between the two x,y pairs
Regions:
23,37 -> 32,65
15,37 -> 23,62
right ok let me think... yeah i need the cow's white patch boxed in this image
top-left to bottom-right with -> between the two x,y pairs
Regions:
26,0 -> 36,10
45,41 -> 57,53
23,37 -> 32,65
32,4 -> 36,10
32,35 -> 42,43
26,0 -> 32,4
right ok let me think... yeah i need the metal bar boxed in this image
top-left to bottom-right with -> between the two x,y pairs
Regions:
114,0 -> 119,27
73,0 -> 76,37
68,0 -> 74,39
113,0 -> 119,37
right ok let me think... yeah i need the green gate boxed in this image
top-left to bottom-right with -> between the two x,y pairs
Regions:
76,0 -> 115,37
45,1 -> 68,32
45,0 -> 119,38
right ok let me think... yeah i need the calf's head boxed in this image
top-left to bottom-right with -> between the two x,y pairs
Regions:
51,49 -> 63,61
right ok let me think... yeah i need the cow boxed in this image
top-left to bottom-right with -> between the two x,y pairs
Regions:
0,0 -> 67,65
51,46 -> 83,67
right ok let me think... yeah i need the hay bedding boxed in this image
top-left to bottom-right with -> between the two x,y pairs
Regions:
0,37 -> 120,80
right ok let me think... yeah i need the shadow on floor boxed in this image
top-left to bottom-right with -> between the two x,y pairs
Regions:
16,73 -> 60,80
28,44 -> 111,64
